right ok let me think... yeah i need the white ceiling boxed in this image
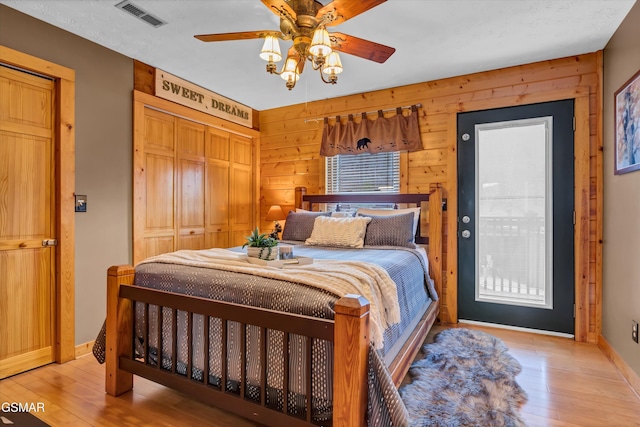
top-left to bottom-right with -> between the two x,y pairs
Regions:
1,0 -> 636,111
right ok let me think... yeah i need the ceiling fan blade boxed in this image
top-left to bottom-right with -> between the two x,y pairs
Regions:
195,31 -> 274,42
261,0 -> 297,21
317,0 -> 386,26
329,32 -> 395,63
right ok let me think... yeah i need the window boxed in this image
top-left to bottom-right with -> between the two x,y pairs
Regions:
325,151 -> 400,211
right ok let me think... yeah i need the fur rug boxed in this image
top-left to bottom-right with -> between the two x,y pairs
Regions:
399,328 -> 528,427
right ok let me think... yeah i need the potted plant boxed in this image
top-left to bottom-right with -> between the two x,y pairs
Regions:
243,227 -> 279,261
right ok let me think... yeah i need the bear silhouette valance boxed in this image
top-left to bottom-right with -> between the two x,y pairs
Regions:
320,105 -> 423,156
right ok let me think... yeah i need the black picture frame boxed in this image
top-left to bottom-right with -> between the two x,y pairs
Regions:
614,68 -> 640,175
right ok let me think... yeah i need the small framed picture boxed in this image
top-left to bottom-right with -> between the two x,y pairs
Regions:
614,68 -> 640,175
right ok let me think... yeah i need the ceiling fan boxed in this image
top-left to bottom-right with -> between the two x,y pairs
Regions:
194,0 -> 395,90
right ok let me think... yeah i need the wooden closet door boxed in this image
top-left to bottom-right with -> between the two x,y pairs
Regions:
136,108 -> 175,263
206,128 -> 230,248
177,119 -> 205,250
229,134 -> 254,246
0,66 -> 55,378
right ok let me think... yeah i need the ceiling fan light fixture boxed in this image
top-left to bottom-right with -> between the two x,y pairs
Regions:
259,35 -> 282,63
280,56 -> 300,89
322,51 -> 343,75
308,27 -> 332,58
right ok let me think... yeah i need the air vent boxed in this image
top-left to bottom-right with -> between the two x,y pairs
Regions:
115,0 -> 167,28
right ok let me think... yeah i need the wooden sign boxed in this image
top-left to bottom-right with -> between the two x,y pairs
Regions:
155,69 -> 252,128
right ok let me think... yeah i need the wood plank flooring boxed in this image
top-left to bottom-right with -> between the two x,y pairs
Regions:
1,324 -> 638,426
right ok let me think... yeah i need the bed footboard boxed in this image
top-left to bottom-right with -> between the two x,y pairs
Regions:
105,266 -> 369,427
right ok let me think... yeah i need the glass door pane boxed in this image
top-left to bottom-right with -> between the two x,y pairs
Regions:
475,117 -> 553,309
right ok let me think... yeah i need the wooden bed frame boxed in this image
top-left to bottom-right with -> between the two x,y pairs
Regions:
105,187 -> 444,427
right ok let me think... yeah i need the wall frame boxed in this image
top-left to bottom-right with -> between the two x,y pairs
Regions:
614,68 -> 640,175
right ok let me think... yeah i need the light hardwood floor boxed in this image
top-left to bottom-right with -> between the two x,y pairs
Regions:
1,324 -> 639,426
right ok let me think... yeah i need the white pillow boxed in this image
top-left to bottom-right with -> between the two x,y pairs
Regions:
356,207 -> 421,239
305,216 -> 372,248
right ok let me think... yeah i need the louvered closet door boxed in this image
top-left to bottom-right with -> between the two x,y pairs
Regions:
0,65 -> 56,378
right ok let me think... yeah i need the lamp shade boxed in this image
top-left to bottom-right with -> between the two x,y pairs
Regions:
280,56 -> 300,83
322,51 -> 343,75
265,205 -> 286,221
259,35 -> 282,62
309,27 -> 332,58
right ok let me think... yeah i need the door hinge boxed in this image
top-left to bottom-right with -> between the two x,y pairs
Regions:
574,304 -> 576,318
42,239 -> 58,247
573,210 -> 576,225
573,116 -> 576,131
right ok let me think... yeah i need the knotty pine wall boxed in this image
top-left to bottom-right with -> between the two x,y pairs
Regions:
259,53 -> 603,343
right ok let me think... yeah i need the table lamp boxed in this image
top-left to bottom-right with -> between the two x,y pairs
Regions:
265,205 -> 286,239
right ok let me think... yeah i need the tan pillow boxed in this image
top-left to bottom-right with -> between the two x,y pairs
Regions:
305,216 -> 372,248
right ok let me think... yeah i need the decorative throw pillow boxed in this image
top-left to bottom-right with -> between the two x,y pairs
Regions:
357,212 -> 416,248
305,216 -> 372,248
281,211 -> 330,241
355,207 -> 421,240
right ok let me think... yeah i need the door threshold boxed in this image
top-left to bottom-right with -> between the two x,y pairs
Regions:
458,319 -> 575,339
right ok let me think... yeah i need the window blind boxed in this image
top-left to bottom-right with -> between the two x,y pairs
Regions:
326,151 -> 400,194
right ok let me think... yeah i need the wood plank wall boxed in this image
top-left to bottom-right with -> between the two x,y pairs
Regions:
259,53 -> 603,343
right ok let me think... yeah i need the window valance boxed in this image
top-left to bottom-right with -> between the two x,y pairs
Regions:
320,105 -> 423,156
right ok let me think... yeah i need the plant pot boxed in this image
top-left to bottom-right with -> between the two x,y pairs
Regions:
246,245 -> 279,261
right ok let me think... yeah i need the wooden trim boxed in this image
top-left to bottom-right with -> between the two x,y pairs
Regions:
594,50 -> 604,341
0,45 -> 75,81
57,76 -> 76,362
598,334 -> 640,398
427,186 -> 444,300
75,340 -> 95,358
132,99 -> 146,265
0,347 -> 54,379
574,95 -> 591,342
400,151 -> 409,193
445,109 -> 458,324
133,90 -> 259,138
444,87 -> 594,342
0,45 -> 76,363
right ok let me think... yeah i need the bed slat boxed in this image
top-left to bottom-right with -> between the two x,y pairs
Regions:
187,311 -> 193,380
240,322 -> 246,399
221,319 -> 227,392
203,316 -> 210,386
260,326 -> 267,406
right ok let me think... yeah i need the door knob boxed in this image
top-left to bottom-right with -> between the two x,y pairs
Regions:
462,216 -> 471,224
461,230 -> 471,239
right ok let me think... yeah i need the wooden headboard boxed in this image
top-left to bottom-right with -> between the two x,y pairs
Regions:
294,187 -> 445,245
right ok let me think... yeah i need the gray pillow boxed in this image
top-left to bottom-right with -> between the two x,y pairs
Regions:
281,211 -> 330,241
358,212 -> 416,248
